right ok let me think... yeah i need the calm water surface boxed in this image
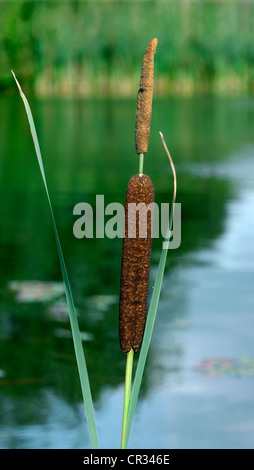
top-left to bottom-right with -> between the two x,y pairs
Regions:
0,95 -> 254,449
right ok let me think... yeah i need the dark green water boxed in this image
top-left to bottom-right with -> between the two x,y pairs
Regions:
0,95 -> 254,448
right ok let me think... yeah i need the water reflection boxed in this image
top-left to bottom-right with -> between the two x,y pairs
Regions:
0,96 -> 254,448
144,144 -> 254,449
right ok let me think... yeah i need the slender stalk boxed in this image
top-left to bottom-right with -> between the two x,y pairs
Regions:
121,349 -> 134,448
139,153 -> 144,175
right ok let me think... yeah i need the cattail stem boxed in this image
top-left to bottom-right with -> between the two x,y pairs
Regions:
121,348 -> 134,449
139,153 -> 144,175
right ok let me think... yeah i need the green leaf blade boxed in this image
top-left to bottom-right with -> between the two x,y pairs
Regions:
12,72 -> 99,449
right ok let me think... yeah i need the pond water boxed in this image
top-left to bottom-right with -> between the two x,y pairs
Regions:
0,95 -> 254,449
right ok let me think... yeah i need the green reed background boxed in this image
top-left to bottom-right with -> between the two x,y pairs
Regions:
1,1 -> 254,97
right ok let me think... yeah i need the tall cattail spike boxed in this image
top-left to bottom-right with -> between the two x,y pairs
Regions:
135,38 -> 158,155
119,174 -> 154,354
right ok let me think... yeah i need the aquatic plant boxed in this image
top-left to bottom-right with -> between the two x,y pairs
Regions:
119,38 -> 177,449
12,37 -> 177,449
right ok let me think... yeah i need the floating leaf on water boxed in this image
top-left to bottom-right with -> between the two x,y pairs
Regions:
54,328 -> 94,342
194,356 -> 254,377
171,319 -> 193,329
8,281 -> 65,303
47,300 -> 70,321
86,295 -> 118,312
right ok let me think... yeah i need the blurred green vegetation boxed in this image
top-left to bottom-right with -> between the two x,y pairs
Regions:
1,1 -> 254,97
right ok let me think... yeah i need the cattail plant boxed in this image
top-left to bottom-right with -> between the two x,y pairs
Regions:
119,38 -> 158,448
13,36 -> 177,449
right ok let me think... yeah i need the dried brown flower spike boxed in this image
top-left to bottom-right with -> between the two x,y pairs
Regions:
119,39 -> 157,355
135,38 -> 158,155
119,174 -> 154,354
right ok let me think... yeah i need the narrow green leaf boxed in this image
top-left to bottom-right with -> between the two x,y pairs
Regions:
121,349 -> 134,449
123,133 -> 177,448
12,71 -> 99,449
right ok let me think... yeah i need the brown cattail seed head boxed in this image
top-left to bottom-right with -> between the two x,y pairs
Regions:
119,174 -> 154,354
135,38 -> 158,155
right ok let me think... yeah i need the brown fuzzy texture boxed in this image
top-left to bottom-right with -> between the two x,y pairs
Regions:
119,174 -> 154,354
135,38 -> 158,155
